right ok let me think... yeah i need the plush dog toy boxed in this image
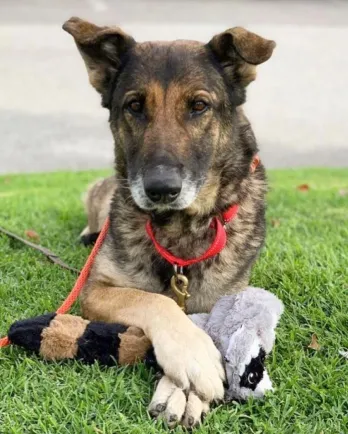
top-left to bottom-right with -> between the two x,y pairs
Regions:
191,286 -> 284,401
8,286 -> 283,401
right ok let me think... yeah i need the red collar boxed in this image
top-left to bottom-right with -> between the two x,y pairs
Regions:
145,204 -> 239,268
145,154 -> 259,269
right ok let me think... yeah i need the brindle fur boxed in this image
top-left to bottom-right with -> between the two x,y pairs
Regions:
63,16 -> 275,426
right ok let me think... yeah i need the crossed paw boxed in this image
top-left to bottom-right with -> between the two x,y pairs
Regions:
148,376 -> 211,429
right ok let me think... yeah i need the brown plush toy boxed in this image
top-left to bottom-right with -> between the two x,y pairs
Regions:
8,313 -> 154,367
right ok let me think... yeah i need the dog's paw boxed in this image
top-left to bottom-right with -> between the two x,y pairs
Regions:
152,317 -> 225,403
80,230 -> 100,246
149,376 -> 210,428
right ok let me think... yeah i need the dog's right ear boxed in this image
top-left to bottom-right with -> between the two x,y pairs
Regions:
63,17 -> 135,107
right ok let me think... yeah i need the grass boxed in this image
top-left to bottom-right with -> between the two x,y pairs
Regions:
0,168 -> 347,434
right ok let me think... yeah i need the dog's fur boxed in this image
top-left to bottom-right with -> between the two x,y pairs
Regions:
80,176 -> 116,246
63,17 -> 275,426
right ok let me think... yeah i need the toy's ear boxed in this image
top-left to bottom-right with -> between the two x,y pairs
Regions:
255,309 -> 279,354
207,27 -> 276,86
257,327 -> 276,354
63,17 -> 135,107
225,325 -> 250,365
225,325 -> 260,367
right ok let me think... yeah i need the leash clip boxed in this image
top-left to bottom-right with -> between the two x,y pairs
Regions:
171,265 -> 190,312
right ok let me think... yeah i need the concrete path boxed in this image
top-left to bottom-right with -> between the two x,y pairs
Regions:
0,0 -> 347,174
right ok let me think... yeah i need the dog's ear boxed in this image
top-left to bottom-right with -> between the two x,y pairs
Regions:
63,17 -> 135,107
208,27 -> 275,86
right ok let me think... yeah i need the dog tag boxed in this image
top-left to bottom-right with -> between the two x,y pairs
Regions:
170,274 -> 190,312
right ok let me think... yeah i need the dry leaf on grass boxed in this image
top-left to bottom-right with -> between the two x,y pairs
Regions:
338,189 -> 348,197
308,333 -> 321,351
297,184 -> 310,192
24,230 -> 40,241
339,349 -> 348,359
271,219 -> 281,228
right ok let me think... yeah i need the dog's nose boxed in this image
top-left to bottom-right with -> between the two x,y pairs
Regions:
144,166 -> 182,204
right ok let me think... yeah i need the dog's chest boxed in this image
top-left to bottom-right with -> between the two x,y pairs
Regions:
111,201 -> 263,313
121,239 -> 247,313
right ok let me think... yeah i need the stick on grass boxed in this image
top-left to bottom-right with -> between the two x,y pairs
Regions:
0,226 -> 80,274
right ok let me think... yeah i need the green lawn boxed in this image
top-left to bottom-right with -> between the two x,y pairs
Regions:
0,169 -> 347,434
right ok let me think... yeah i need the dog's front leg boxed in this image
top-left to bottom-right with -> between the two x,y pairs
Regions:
81,283 -> 224,402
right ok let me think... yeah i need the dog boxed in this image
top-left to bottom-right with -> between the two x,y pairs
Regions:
63,17 -> 275,427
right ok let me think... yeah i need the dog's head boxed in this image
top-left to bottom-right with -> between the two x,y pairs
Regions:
63,18 -> 275,213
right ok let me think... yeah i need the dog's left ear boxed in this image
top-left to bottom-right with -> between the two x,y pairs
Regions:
208,27 -> 276,86
63,17 -> 135,107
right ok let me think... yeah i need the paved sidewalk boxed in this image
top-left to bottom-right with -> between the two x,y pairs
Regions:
0,0 -> 347,173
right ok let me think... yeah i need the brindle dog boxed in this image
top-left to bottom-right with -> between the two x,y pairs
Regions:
63,17 -> 275,428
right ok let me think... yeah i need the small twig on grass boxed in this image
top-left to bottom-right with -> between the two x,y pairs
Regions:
0,226 -> 80,274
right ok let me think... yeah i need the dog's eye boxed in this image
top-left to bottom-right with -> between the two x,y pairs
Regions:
128,100 -> 143,115
191,100 -> 208,115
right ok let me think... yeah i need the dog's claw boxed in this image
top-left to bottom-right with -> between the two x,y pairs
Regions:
156,404 -> 166,413
149,377 -> 211,428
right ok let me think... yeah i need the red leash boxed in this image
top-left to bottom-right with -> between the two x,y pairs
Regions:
0,217 -> 110,348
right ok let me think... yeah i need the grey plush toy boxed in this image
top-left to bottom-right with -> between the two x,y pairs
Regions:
148,286 -> 284,425
189,286 -> 284,401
